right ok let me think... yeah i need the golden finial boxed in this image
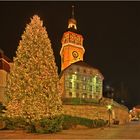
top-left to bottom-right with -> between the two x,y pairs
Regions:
68,5 -> 77,30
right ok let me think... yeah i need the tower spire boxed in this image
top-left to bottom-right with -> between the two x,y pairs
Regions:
68,5 -> 77,30
72,5 -> 75,19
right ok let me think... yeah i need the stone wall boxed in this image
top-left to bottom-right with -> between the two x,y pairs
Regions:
63,103 -> 129,124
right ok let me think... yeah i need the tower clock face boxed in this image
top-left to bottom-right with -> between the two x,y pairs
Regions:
72,51 -> 79,58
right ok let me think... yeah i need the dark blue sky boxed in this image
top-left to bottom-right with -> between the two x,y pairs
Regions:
0,1 -> 140,108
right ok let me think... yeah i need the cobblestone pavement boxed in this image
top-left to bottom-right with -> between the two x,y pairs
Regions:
0,121 -> 140,139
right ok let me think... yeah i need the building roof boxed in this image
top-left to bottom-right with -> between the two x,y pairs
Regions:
0,59 -> 10,72
0,51 -> 12,63
73,61 -> 95,69
59,60 -> 103,79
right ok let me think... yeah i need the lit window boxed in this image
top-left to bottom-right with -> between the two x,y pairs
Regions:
82,93 -> 87,98
76,93 -> 79,98
96,85 -> 100,92
69,75 -> 72,79
74,71 -> 77,74
90,85 -> 92,91
83,76 -> 86,81
76,83 -> 79,89
69,82 -> 72,88
74,75 -> 77,80
90,78 -> 93,82
69,92 -> 72,97
77,75 -> 79,80
89,95 -> 92,99
83,85 -> 86,90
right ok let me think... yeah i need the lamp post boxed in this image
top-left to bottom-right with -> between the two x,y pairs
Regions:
107,104 -> 112,127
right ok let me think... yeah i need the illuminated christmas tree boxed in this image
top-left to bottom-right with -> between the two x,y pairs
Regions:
5,15 -> 63,132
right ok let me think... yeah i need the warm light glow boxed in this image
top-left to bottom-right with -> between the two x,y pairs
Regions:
5,15 -> 63,122
60,30 -> 85,71
68,18 -> 77,30
107,105 -> 112,110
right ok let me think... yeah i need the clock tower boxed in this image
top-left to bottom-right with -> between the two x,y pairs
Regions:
60,6 -> 85,71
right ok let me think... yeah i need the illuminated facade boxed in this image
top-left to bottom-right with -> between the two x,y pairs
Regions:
60,13 -> 85,71
59,61 -> 103,100
60,8 -> 104,101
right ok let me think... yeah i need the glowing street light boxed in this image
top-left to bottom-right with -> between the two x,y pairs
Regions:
107,104 -> 112,127
107,105 -> 112,110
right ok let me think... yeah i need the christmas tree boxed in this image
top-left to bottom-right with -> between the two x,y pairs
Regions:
5,15 -> 63,132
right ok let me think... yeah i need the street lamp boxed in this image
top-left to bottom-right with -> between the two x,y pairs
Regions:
107,104 -> 112,127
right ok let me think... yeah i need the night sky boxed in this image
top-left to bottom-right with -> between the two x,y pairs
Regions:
0,1 -> 140,109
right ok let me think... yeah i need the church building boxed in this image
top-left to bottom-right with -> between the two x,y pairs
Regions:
59,7 -> 104,102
